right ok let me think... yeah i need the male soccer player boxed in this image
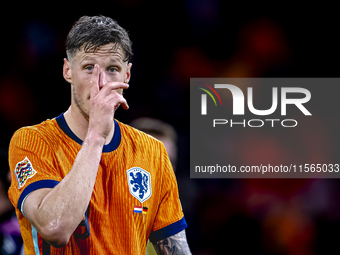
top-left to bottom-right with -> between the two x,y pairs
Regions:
8,15 -> 191,255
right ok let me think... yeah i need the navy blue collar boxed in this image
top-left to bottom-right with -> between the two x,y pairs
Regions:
56,113 -> 121,153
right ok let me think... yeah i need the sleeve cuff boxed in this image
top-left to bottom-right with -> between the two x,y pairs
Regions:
17,180 -> 60,215
149,216 -> 187,243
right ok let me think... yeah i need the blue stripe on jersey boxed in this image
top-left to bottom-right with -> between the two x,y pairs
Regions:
149,216 -> 188,243
55,113 -> 121,153
102,119 -> 121,153
55,113 -> 83,145
31,225 -> 40,255
17,180 -> 60,213
31,225 -> 51,255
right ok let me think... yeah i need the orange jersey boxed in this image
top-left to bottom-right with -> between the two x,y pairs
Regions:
8,113 -> 186,255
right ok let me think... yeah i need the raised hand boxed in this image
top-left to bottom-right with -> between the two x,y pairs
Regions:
88,64 -> 129,140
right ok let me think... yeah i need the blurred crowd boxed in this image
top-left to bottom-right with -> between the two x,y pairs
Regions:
1,2 -> 340,254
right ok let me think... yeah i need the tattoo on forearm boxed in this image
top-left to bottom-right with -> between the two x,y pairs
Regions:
153,230 -> 192,255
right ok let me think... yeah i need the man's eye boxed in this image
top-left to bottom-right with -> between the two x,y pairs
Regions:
109,67 -> 118,72
85,65 -> 93,71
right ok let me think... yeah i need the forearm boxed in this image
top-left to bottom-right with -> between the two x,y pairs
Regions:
153,230 -> 192,255
25,132 -> 104,244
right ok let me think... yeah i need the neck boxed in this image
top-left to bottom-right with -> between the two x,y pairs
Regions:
64,105 -> 115,145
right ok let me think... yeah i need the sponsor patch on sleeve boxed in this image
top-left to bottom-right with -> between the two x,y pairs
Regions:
15,157 -> 37,189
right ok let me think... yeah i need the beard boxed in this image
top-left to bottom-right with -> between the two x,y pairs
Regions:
72,85 -> 89,121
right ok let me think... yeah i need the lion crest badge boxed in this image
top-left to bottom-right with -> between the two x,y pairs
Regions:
127,167 -> 151,203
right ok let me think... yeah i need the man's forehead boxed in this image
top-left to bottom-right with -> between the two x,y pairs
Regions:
75,43 -> 125,63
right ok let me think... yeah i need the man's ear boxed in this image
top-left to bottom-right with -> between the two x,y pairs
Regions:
63,58 -> 73,84
124,63 -> 132,83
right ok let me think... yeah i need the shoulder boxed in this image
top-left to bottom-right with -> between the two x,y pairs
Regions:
10,118 -> 60,149
117,120 -> 164,150
116,120 -> 174,175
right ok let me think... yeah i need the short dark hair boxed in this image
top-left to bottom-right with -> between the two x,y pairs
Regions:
66,15 -> 133,62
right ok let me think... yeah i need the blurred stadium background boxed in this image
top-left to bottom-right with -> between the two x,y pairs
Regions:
1,2 -> 340,254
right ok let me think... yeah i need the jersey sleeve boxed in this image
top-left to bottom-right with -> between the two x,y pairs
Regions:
8,127 -> 61,215
149,144 -> 187,243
